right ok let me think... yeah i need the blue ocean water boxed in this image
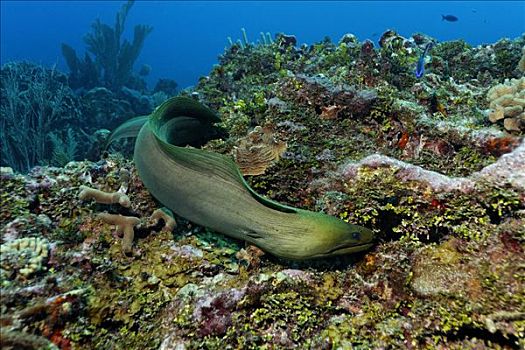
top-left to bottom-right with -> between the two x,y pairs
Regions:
1,1 -> 524,89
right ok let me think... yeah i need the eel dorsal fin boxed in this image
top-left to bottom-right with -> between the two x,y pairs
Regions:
105,115 -> 149,149
150,97 -> 299,214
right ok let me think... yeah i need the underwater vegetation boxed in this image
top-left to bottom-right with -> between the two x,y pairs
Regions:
0,0 -> 174,173
1,25 -> 524,350
61,0 -> 153,92
0,63 -> 82,173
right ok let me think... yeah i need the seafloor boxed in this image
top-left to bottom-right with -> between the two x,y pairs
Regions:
1,31 -> 524,349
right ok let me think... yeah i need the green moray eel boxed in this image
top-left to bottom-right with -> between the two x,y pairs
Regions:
108,96 -> 374,260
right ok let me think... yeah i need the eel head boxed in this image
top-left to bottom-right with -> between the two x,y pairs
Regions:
275,209 -> 375,259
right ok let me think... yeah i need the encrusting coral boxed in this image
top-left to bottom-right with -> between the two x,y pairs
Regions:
486,77 -> 525,132
233,126 -> 287,175
0,329 -> 58,350
337,139 -> 525,193
79,185 -> 131,207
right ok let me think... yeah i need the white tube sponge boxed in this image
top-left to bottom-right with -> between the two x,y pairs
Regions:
97,213 -> 140,254
79,185 -> 131,208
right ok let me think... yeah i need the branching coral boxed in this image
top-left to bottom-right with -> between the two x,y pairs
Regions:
61,43 -> 99,90
233,126 -> 287,175
89,207 -> 177,255
79,185 -> 131,207
487,77 -> 525,132
79,182 -> 178,254
97,212 -> 140,254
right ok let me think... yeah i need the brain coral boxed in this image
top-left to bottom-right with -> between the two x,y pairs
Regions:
0,237 -> 49,278
487,77 -> 525,132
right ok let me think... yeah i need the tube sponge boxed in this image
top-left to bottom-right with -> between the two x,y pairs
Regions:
97,213 -> 140,254
79,185 -> 131,208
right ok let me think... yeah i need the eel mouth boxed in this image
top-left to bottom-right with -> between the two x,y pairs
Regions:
315,242 -> 375,259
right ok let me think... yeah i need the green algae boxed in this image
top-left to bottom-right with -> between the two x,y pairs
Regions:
335,164 -> 522,243
0,177 -> 31,225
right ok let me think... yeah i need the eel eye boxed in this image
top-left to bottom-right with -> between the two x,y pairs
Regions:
352,232 -> 361,241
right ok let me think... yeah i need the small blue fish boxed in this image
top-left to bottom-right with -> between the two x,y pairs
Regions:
415,42 -> 434,79
442,14 -> 459,22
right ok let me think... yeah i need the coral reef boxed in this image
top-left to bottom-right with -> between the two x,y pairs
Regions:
0,61 -> 167,173
1,145 -> 523,349
154,78 -> 179,97
519,45 -> 525,73
80,87 -> 135,130
1,31 -> 524,350
0,62 -> 82,172
487,77 -> 525,132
